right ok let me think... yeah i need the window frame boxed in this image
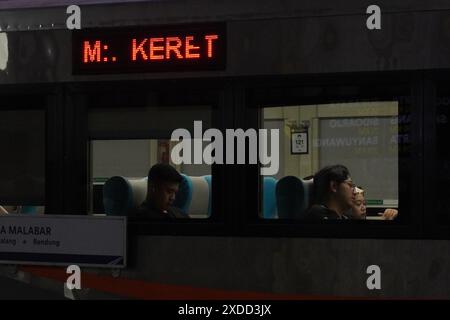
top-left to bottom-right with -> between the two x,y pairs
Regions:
5,72 -> 436,239
66,79 -> 233,236
423,71 -> 450,239
0,84 -> 63,214
234,72 -> 424,239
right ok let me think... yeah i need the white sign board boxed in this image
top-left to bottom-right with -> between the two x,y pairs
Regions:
0,215 -> 126,268
291,131 -> 308,154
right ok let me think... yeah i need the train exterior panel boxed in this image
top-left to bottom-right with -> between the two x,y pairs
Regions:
0,0 -> 449,300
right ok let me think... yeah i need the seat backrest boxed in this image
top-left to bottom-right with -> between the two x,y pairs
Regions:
103,176 -> 147,216
276,176 -> 313,219
262,177 -> 278,219
302,178 -> 314,210
203,175 -> 212,217
20,206 -> 45,215
173,174 -> 210,218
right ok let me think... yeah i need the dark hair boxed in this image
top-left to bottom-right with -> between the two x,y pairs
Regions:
147,163 -> 183,185
312,165 -> 350,204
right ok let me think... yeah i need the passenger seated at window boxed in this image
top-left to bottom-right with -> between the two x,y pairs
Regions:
347,186 -> 366,219
0,206 -> 43,215
348,187 -> 398,220
305,164 -> 355,220
135,163 -> 187,219
0,205 -> 8,215
0,206 -> 22,215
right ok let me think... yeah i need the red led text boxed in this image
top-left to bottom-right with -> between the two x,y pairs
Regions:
131,35 -> 218,61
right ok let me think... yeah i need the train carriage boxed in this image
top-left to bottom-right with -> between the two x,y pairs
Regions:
0,0 -> 449,300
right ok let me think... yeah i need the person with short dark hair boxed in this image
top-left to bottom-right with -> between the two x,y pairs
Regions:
136,163 -> 187,219
305,164 -> 356,220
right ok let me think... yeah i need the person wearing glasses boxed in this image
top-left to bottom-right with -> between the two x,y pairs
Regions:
305,164 -> 356,220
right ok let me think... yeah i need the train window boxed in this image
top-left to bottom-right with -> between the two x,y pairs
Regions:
259,101 -> 400,222
88,105 -> 212,219
0,109 -> 46,215
434,88 -> 450,225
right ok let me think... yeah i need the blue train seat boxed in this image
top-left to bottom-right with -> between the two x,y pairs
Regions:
173,174 -> 211,218
203,175 -> 212,217
276,176 -> 313,219
103,176 -> 147,216
262,177 -> 278,219
21,206 -> 39,215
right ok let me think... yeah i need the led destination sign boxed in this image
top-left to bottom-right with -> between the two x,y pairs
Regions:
72,23 -> 226,74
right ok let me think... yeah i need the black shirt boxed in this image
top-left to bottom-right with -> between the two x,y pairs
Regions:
134,201 -> 188,219
305,204 -> 349,221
